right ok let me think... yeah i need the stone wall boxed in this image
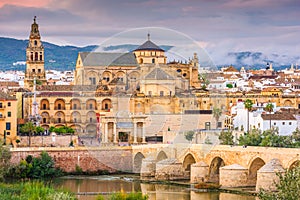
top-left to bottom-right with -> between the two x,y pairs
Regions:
18,135 -> 77,147
10,147 -> 133,173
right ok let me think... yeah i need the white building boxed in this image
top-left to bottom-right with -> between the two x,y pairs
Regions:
232,101 -> 296,135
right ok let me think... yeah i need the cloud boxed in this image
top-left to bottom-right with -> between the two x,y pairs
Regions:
0,0 -> 299,65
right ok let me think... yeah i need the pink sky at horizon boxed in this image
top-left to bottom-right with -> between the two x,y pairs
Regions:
0,0 -> 51,8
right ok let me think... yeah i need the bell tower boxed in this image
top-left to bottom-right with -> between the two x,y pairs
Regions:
24,16 -> 46,88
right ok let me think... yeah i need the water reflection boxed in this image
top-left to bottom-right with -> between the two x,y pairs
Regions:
54,176 -> 255,200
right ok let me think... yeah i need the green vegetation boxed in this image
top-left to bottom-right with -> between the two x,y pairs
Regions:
258,166 -> 300,200
219,130 -> 234,145
7,151 -> 62,179
226,83 -> 233,88
184,131 -> 195,142
49,126 -> 74,135
97,192 -> 148,200
265,103 -> 274,129
238,127 -> 300,148
0,181 -> 76,200
244,99 -> 253,133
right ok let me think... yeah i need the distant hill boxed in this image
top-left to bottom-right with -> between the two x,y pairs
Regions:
0,37 -> 296,71
0,37 -> 97,71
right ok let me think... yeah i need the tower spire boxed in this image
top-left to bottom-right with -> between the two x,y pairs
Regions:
147,32 -> 150,41
34,16 -> 36,23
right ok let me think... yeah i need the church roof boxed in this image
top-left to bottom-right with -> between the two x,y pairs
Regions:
134,37 -> 164,52
79,52 -> 137,67
145,68 -> 175,80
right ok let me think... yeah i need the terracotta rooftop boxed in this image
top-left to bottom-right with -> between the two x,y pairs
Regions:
0,91 -> 16,100
261,113 -> 296,120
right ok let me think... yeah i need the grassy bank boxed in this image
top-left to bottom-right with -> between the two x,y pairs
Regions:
0,181 -> 76,200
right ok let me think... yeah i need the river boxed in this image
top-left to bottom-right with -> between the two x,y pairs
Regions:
54,175 -> 256,200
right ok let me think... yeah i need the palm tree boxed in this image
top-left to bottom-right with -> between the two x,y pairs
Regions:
265,103 -> 274,129
213,107 -> 222,129
244,99 -> 253,133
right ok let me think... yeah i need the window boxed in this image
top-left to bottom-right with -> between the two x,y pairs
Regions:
73,104 -> 77,109
43,104 -> 46,109
38,69 -> 41,73
148,91 -> 152,96
43,118 -> 46,123
58,118 -> 61,123
160,91 -> 164,97
35,52 -> 38,61
6,122 -> 11,130
282,122 -> 285,125
152,58 -> 155,63
34,40 -> 37,46
8,102 -> 11,107
289,122 -> 292,125
274,122 -> 276,125
32,69 -> 35,73
89,103 -> 93,109
104,77 -> 110,82
89,77 -> 96,85
90,117 -> 93,123
104,103 -> 109,110
74,118 -> 77,123
39,52 -> 42,60
7,112 -> 11,117
6,132 -> 10,135
58,103 -> 61,110
217,122 -> 222,128
0,102 -> 2,108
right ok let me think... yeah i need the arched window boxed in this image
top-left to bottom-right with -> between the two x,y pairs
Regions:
152,58 -> 155,64
30,52 -> 33,61
35,52 -> 38,61
39,52 -> 43,61
140,58 -> 143,64
34,40 -> 37,46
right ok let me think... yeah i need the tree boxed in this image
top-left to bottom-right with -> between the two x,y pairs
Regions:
184,131 -> 195,143
258,165 -> 300,200
238,128 -> 262,146
219,130 -> 234,145
0,142 -> 11,181
212,107 -> 222,129
20,122 -> 36,147
244,99 -> 253,133
265,103 -> 274,129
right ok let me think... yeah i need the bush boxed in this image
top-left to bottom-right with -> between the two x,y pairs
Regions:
258,166 -> 300,200
7,151 -> 62,179
219,131 -> 234,145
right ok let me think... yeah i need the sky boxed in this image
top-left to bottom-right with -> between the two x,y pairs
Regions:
0,0 -> 299,66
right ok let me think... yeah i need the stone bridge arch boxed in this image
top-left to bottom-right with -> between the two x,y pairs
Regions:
183,153 -> 196,172
248,157 -> 266,186
208,156 -> 225,183
133,152 -> 145,174
157,150 -> 168,162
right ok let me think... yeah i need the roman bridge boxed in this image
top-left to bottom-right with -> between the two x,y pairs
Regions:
131,144 -> 300,191
10,144 -> 300,191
